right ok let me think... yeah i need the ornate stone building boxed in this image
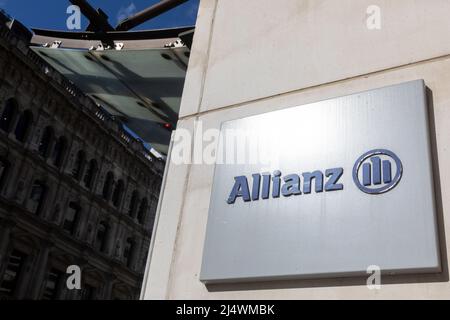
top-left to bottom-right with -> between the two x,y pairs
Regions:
0,10 -> 164,299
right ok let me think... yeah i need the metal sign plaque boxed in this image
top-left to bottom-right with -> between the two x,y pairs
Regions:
200,80 -> 441,284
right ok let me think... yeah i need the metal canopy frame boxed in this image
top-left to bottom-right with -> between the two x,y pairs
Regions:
29,0 -> 196,155
31,26 -> 193,42
69,0 -> 114,32
33,0 -> 194,43
116,0 -> 189,31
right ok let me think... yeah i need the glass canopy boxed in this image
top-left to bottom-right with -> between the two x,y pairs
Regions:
32,45 -> 189,155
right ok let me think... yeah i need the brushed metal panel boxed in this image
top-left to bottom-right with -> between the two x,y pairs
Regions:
200,80 -> 440,284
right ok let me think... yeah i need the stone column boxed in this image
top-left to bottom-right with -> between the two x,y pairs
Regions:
102,274 -> 116,300
0,221 -> 13,280
105,219 -> 118,257
75,204 -> 90,240
28,241 -> 52,299
132,198 -> 139,220
15,249 -> 40,299
129,238 -> 142,272
145,195 -> 159,229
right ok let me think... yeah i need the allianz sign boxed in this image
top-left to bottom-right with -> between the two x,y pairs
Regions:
201,80 -> 441,284
227,149 -> 403,204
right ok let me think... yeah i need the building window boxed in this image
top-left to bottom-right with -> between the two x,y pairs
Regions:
0,158 -> 10,192
72,151 -> 86,180
102,172 -> 114,201
0,249 -> 28,297
0,99 -> 18,133
63,202 -> 81,235
38,126 -> 54,158
137,198 -> 148,224
112,180 -> 124,207
83,159 -> 98,189
123,238 -> 135,268
14,110 -> 33,143
95,221 -> 109,253
51,137 -> 67,168
128,191 -> 139,217
30,180 -> 48,215
42,268 -> 64,300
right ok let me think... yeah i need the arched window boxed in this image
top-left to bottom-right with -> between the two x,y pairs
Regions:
128,191 -> 139,217
112,180 -> 124,207
30,180 -> 48,215
0,99 -> 18,133
14,110 -> 33,143
137,198 -> 148,224
83,159 -> 98,189
0,158 -> 10,192
95,221 -> 109,253
38,126 -> 54,158
51,136 -> 67,168
63,202 -> 81,235
102,172 -> 114,201
72,150 -> 86,180
123,237 -> 135,268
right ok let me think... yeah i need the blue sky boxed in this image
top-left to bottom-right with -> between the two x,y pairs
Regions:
0,0 -> 199,31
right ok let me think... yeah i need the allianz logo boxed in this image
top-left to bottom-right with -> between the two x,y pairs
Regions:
227,149 -> 403,204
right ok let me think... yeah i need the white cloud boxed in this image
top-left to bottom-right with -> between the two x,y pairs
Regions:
117,2 -> 137,23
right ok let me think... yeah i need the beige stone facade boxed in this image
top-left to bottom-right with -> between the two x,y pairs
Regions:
143,0 -> 450,299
